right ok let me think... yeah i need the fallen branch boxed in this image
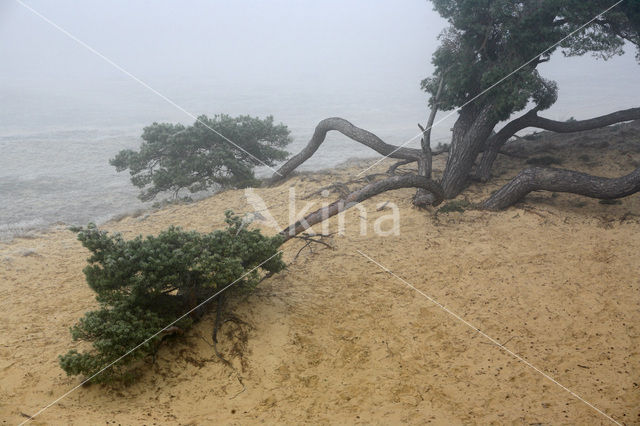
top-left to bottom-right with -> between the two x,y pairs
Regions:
292,233 -> 334,260
376,201 -> 390,211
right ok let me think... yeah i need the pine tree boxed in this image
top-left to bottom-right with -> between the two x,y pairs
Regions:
59,212 -> 285,383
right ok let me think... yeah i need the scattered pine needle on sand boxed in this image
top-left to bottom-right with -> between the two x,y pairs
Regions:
1,123 -> 639,425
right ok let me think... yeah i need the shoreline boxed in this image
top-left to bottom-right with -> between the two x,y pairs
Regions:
1,124 -> 639,424
3,113 -> 639,245
0,155 -> 381,244
6,117 -> 637,244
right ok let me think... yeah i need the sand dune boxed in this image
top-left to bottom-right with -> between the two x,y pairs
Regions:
1,125 -> 639,424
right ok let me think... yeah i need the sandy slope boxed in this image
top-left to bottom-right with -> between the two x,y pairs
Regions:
1,124 -> 639,425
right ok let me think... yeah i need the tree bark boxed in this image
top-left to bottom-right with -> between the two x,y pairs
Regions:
412,74 -> 445,207
387,159 -> 414,175
481,166 -> 640,210
413,156 -> 437,207
279,175 -> 444,241
476,107 -> 640,181
269,117 -> 422,183
440,103 -> 498,198
475,108 -> 540,181
420,73 -> 445,178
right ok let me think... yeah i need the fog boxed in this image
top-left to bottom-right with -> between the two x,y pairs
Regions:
0,1 -> 446,133
1,1 -> 639,237
1,0 -> 638,135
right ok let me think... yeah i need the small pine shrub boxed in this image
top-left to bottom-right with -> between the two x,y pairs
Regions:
110,115 -> 291,201
59,211 -> 285,383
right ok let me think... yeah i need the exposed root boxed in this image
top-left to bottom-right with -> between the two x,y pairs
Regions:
257,271 -> 276,285
151,325 -> 185,363
200,297 -> 250,400
228,374 -> 246,399
481,166 -> 640,210
498,148 -> 528,159
412,190 -> 438,210
199,333 -> 246,400
212,296 -> 224,344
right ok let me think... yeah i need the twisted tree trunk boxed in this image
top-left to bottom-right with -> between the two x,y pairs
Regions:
279,175 -> 444,241
475,108 -> 540,181
476,107 -> 640,181
268,107 -> 639,227
481,166 -> 640,210
440,103 -> 498,198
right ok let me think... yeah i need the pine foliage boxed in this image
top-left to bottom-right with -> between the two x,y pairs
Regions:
111,114 -> 291,201
59,212 -> 285,383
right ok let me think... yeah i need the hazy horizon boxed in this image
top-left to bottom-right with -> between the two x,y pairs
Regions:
1,0 -> 638,137
1,0 -> 639,239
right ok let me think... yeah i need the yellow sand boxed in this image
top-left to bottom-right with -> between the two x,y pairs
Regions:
1,146 -> 639,425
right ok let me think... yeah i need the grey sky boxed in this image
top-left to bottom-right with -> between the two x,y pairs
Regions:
1,1 -> 443,86
1,0 -> 638,135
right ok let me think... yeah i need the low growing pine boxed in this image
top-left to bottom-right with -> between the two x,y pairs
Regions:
59,211 -> 285,383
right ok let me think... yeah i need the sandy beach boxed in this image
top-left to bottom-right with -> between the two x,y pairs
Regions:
1,124 -> 639,425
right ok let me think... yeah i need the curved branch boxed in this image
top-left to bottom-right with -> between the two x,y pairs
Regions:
481,166 -> 640,210
476,107 -> 640,181
280,175 -> 444,240
269,118 -> 422,182
530,108 -> 640,133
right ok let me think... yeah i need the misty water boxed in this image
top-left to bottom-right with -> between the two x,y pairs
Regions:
1,1 -> 638,241
0,71 -> 633,241
0,78 -> 456,240
2,63 -> 639,241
